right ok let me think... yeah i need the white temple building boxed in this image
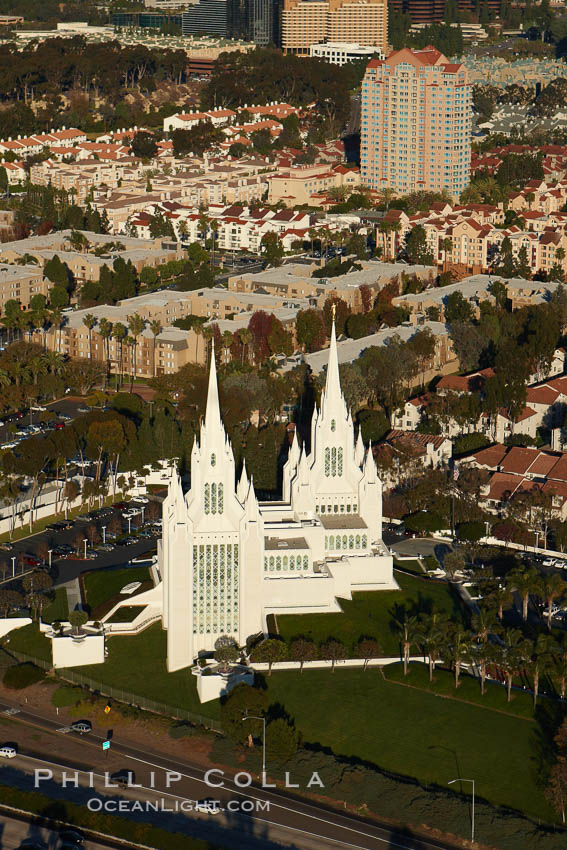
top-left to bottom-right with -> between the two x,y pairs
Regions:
159,321 -> 397,672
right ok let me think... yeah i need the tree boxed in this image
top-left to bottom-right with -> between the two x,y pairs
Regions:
392,611 -> 419,676
537,572 -> 565,630
498,628 -> 531,703
68,609 -> 88,635
445,291 -> 474,324
288,637 -> 318,672
443,624 -> 471,689
128,313 -> 146,390
546,717 -> 567,823
221,683 -> 268,745
530,633 -> 556,708
443,550 -> 466,580
150,319 -> 162,377
507,568 -> 539,621
251,638 -> 288,675
296,309 -> 326,352
439,237 -> 453,272
261,232 -> 284,268
130,131 -> 158,159
266,718 -> 300,765
417,612 -> 449,682
214,635 -> 239,672
82,313 -> 97,361
356,637 -> 381,671
320,638 -> 347,672
0,589 -> 22,618
406,225 -> 434,265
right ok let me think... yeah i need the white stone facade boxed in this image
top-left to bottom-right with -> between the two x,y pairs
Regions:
159,322 -> 396,672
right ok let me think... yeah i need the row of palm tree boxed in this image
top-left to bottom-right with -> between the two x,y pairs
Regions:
80,312 -> 163,388
0,348 -> 66,391
394,605 -> 567,706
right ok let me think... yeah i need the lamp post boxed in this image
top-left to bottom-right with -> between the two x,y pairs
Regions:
48,549 -> 53,568
127,516 -> 132,536
102,525 -> 106,544
535,530 -> 540,551
83,538 -> 88,559
141,506 -> 145,526
242,714 -> 266,778
484,521 -> 490,540
448,778 -> 475,844
11,556 -> 15,578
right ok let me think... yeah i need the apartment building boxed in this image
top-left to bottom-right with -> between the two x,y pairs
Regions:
281,0 -> 387,56
228,260 -> 436,311
360,47 -> 472,199
0,264 -> 49,310
267,163 -> 359,206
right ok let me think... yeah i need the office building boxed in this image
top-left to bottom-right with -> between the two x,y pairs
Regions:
360,46 -> 472,199
309,41 -> 383,65
281,0 -> 387,56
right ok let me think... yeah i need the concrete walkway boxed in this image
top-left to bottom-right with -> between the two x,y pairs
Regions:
62,577 -> 82,613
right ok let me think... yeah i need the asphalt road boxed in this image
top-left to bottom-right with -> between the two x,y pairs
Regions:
0,699 -> 460,850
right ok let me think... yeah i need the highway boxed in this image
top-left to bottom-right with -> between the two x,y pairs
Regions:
0,813 -> 120,850
0,699 -> 461,850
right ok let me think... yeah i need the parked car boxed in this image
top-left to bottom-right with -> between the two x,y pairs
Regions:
56,413 -> 71,421
0,541 -> 13,551
114,502 -> 128,510
22,554 -> 41,567
131,496 -> 149,504
55,422 -> 66,430
71,720 -> 92,735
0,744 -> 17,758
97,543 -> 115,552
58,828 -> 84,845
77,406 -> 90,414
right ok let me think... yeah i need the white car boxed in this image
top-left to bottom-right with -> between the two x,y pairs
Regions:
131,496 -> 149,504
0,745 -> 17,758
1,441 -> 17,450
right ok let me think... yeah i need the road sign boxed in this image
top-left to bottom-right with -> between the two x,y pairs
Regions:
102,741 -> 110,751
104,704 -> 111,714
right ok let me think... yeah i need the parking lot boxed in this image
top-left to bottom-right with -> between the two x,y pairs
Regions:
0,397 -> 95,451
0,497 -> 162,588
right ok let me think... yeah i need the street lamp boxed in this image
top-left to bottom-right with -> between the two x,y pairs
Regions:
535,530 -> 540,550
102,526 -> 106,544
448,778 -> 475,844
11,556 -> 15,578
127,517 -> 132,535
48,549 -> 53,568
83,538 -> 88,559
242,714 -> 266,778
141,507 -> 145,526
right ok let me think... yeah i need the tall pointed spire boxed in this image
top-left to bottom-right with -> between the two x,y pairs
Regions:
205,339 -> 222,430
324,315 -> 341,405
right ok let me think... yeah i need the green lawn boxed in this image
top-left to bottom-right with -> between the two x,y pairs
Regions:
276,572 -> 466,655
384,660 -> 536,720
4,621 -> 52,662
83,566 -> 151,614
105,605 -> 146,623
393,558 -> 425,576
42,587 -> 68,624
73,624 -> 220,719
261,667 -> 555,821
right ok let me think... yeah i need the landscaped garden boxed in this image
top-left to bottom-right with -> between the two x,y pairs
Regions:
82,566 -> 151,616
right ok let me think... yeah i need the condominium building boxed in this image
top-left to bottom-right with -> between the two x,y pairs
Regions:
281,0 -> 387,56
360,47 -> 472,199
0,264 -> 49,310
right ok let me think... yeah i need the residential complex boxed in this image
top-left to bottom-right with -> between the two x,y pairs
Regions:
360,47 -> 472,199
0,264 -> 49,310
281,0 -> 387,56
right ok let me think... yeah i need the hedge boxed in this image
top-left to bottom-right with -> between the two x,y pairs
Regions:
3,662 -> 46,690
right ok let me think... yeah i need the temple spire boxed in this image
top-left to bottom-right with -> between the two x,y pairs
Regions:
205,340 -> 222,430
324,315 -> 342,407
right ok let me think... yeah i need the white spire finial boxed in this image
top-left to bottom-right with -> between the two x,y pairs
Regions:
324,315 -> 341,405
205,339 -> 221,429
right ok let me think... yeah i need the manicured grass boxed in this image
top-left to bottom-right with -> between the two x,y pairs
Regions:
261,667 -> 555,821
393,558 -> 425,575
105,605 -> 145,623
73,624 -> 220,719
384,661 -> 536,720
42,587 -> 68,624
83,566 -> 150,613
0,494 -> 122,545
3,621 -> 51,662
276,572 -> 466,655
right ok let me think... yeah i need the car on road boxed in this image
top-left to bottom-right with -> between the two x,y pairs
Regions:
77,406 -> 90,413
131,496 -> 149,504
0,744 -> 17,757
0,541 -> 13,551
1,440 -> 18,449
56,413 -> 71,421
110,769 -> 135,788
71,720 -> 92,735
97,543 -> 115,552
195,797 -> 221,814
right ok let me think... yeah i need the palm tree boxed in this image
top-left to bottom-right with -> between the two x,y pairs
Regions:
128,313 -> 146,391
239,327 -> 251,365
417,611 -> 449,682
443,624 -> 472,689
82,313 -> 97,361
112,322 -> 127,389
499,629 -> 531,703
392,610 -> 419,676
98,317 -> 112,390
50,309 -> 63,353
28,354 -> 47,386
193,321 -> 203,364
149,319 -> 162,377
530,634 -> 557,708
538,573 -> 565,631
486,585 -> 512,622
470,636 -> 499,696
507,568 -> 539,622
378,187 -> 396,210
222,330 -> 233,364
439,237 -> 453,273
